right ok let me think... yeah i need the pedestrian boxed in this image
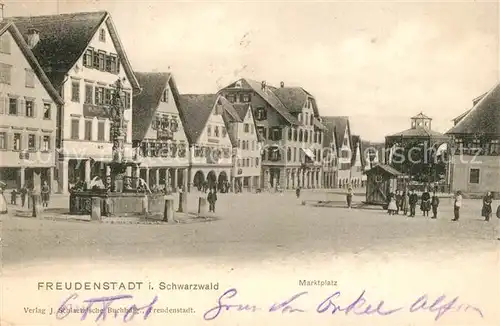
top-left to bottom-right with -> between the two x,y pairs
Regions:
207,188 -> 217,213
41,180 -> 50,207
452,190 -> 462,221
481,191 -> 493,221
409,189 -> 418,217
19,185 -> 27,208
295,186 -> 301,199
0,181 -> 7,214
346,186 -> 353,209
402,190 -> 410,215
387,192 -> 397,215
431,192 -> 440,219
10,188 -> 17,205
420,188 -> 431,217
395,190 -> 402,214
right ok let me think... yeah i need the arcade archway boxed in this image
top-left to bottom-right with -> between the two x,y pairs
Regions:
207,170 -> 217,190
218,171 -> 228,192
193,170 -> 205,191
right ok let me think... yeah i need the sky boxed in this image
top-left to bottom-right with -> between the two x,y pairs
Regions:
4,0 -> 499,142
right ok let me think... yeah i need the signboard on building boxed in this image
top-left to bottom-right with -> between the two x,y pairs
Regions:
83,104 -> 109,118
157,130 -> 173,140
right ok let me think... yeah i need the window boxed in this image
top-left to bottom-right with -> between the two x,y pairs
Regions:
105,54 -> 117,73
299,129 -> 303,142
83,48 -> 93,67
293,148 -> 297,161
28,134 -> 36,150
255,107 -> 266,120
71,119 -> 80,140
0,34 -> 10,54
304,130 -> 308,142
93,50 -> 100,69
99,28 -> 106,42
255,157 -> 259,166
214,126 -> 220,137
242,93 -> 250,102
95,87 -> 104,105
244,123 -> 250,133
222,127 -> 227,137
293,128 -> 298,141
257,126 -> 265,140
207,126 -> 212,137
0,132 -> 5,149
25,69 -> 35,88
8,98 -> 17,115
84,120 -> 92,140
98,51 -> 106,71
271,127 -> 282,141
123,91 -> 131,109
71,80 -> 80,102
43,103 -> 51,119
42,136 -> 50,151
310,114 -> 314,125
85,84 -> 93,104
288,128 -> 292,140
25,100 -> 34,117
287,148 -> 292,161
161,89 -> 169,102
13,133 -> 21,150
104,89 -> 112,105
469,168 -> 480,184
0,63 -> 12,84
97,120 -> 105,141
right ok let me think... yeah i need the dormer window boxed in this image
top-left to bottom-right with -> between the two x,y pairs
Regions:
242,93 -> 250,102
235,81 -> 242,88
99,28 -> 106,42
161,89 -> 169,103
255,107 -> 267,120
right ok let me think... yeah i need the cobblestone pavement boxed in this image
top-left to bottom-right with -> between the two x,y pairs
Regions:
2,190 -> 498,265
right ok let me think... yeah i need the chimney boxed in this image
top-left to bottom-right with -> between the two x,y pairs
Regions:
27,28 -> 40,49
280,81 -> 284,88
261,80 -> 266,91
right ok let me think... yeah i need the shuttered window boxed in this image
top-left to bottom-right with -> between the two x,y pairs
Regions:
84,120 -> 92,140
71,119 -> 80,140
42,135 -> 50,151
97,120 -> 105,141
13,133 -> 21,150
8,97 -> 17,115
28,134 -> 36,150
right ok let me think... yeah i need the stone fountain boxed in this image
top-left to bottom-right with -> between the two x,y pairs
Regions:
69,79 -> 165,218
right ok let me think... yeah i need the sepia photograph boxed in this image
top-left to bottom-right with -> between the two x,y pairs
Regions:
0,0 -> 499,325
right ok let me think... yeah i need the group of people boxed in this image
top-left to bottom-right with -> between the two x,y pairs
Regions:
386,189 -> 441,218
9,181 -> 51,208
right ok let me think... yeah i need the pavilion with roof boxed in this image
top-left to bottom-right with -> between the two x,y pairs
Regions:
385,112 -> 450,183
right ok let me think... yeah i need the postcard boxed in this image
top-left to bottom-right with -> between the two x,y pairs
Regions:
1,0 -> 499,325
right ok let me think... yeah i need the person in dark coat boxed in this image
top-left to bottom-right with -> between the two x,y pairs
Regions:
41,180 -> 50,207
295,187 -> 301,199
19,185 -> 27,207
482,192 -> 493,221
395,190 -> 402,214
409,190 -> 418,217
420,189 -> 431,217
207,188 -> 217,213
431,192 -> 440,219
10,188 -> 17,205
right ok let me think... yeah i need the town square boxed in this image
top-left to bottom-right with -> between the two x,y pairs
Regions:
0,1 -> 499,325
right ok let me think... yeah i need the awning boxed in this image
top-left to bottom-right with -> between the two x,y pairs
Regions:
301,147 -> 315,160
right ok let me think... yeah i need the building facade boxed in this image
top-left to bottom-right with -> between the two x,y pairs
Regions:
132,72 -> 189,191
12,11 -> 141,193
447,84 -> 500,195
219,79 -> 326,190
223,103 -> 261,191
178,94 -> 233,192
322,116 -> 353,188
0,21 -> 64,191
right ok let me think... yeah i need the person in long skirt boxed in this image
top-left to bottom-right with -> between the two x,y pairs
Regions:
482,192 -> 493,221
420,188 -> 431,217
387,192 -> 397,215
41,180 -> 51,208
0,181 -> 8,214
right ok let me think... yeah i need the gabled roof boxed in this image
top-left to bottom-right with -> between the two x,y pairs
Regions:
0,21 -> 63,106
411,112 -> 432,120
231,103 -> 249,121
447,82 -> 500,136
366,164 -> 402,176
132,72 -> 185,141
10,11 -> 140,91
321,116 -> 351,152
178,94 -> 233,144
350,135 -> 365,167
223,78 -> 300,125
272,87 -> 308,114
221,103 -> 244,147
387,127 -> 445,138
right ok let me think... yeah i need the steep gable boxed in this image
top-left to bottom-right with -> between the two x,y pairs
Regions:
133,72 -> 185,141
0,21 -> 63,106
322,116 -> 351,153
10,11 -> 139,91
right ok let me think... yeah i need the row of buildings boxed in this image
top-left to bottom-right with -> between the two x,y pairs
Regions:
0,10 -> 369,194
2,10 -> 497,195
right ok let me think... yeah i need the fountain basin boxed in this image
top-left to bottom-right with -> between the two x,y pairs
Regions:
69,191 -> 166,216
